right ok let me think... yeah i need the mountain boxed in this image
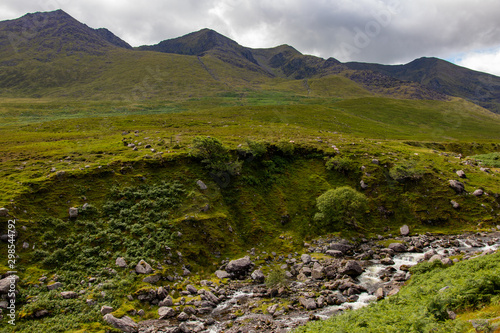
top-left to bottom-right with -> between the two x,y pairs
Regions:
0,9 -> 499,112
345,57 -> 500,113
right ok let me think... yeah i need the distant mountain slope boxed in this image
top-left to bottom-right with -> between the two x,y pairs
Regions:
345,58 -> 500,113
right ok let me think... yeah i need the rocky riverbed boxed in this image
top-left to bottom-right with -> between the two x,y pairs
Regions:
94,227 -> 500,333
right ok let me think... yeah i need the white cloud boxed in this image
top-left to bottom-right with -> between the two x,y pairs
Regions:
455,48 -> 500,77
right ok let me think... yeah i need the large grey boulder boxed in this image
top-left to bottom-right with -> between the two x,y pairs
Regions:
300,254 -> 312,264
103,314 -> 138,333
225,256 -> 254,278
400,225 -> 410,236
388,243 -> 407,253
251,269 -> 265,283
298,296 -> 317,310
69,207 -> 78,218
135,260 -> 153,274
214,270 -> 230,279
0,275 -> 18,294
158,306 -> 176,319
115,257 -> 127,268
0,208 -> 8,217
101,305 -> 114,315
159,295 -> 173,307
339,260 -> 364,277
329,242 -> 353,254
449,180 -> 465,193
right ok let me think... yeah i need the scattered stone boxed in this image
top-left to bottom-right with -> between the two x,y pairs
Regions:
388,243 -> 406,253
325,250 -> 343,257
298,296 -> 317,310
375,288 -> 385,300
196,180 -> 208,190
0,275 -> 19,294
441,258 -> 454,266
142,275 -> 160,284
158,307 -> 176,319
47,282 -> 63,291
69,207 -> 78,218
177,311 -> 190,321
480,167 -> 491,173
380,258 -> 395,265
135,260 -> 153,274
473,189 -> 484,197
0,208 -> 8,217
103,314 -> 138,333
251,269 -> 265,283
339,260 -> 364,277
34,309 -> 49,318
429,254 -> 443,262
115,257 -> 127,268
400,225 -> 410,236
456,170 -> 466,178
60,291 -> 79,299
301,254 -> 312,264
225,256 -> 254,278
450,200 -> 460,209
101,306 -> 114,315
186,284 -> 198,295
360,180 -> 368,190
372,159 -> 380,165
159,296 -> 173,307
448,180 -> 465,194
215,270 -> 230,279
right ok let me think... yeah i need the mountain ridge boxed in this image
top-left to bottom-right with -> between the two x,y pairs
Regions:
0,10 -> 499,113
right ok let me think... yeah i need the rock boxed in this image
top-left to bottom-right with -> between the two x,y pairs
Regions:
360,180 -> 368,190
177,311 -> 190,321
34,309 -> 49,318
372,159 -> 380,165
449,180 -> 465,194
456,170 -> 466,178
429,254 -> 443,262
196,180 -> 207,190
69,207 -> 78,218
339,261 -> 364,277
142,275 -> 160,284
380,257 -> 395,265
0,208 -> 8,217
103,314 -> 138,333
329,242 -> 353,254
158,307 -> 176,319
251,269 -> 265,283
115,257 -> 127,268
298,296 -> 317,310
387,286 -> 401,297
226,256 -> 254,278
388,243 -> 406,252
135,260 -> 153,274
311,266 -> 324,280
186,284 -> 198,295
480,167 -> 491,173
47,282 -> 63,291
325,250 -> 343,257
375,287 -> 385,300
267,304 -> 279,315
450,200 -> 460,209
400,225 -> 410,236
204,290 -> 219,304
441,258 -> 453,266
60,291 -> 79,299
472,189 -> 484,196
0,275 -> 19,294
301,254 -> 312,264
159,296 -> 173,307
215,270 -> 230,279
101,306 -> 114,315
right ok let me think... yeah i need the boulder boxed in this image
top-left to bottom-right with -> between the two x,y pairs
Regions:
449,180 -> 465,194
103,314 -> 138,333
60,291 -> 79,299
339,260 -> 364,277
214,270 -> 230,279
101,306 -> 114,315
159,295 -> 173,307
0,208 -> 8,217
69,207 -> 78,218
429,254 -> 443,262
325,250 -> 343,257
186,284 -> 198,295
115,257 -> 127,268
400,225 -> 410,236
142,275 -> 160,284
311,266 -> 324,280
196,180 -> 208,190
34,309 -> 49,318
300,254 -> 312,264
177,311 -> 190,321
360,180 -> 368,190
251,269 -> 265,283
298,296 -> 317,310
226,256 -> 254,278
380,257 -> 395,265
456,170 -> 466,178
450,200 -> 460,209
388,243 -> 406,252
0,275 -> 19,294
135,260 -> 153,274
47,282 -> 63,291
158,306 -> 176,319
375,287 -> 385,300
472,189 -> 484,197
329,242 -> 354,254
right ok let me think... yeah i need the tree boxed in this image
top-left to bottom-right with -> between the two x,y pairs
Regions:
314,186 -> 368,230
190,136 -> 242,176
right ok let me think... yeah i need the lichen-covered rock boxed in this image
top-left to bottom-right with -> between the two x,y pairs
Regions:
449,180 -> 465,193
135,260 -> 153,274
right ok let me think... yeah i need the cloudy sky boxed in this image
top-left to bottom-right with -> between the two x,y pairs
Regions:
2,0 -> 500,76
